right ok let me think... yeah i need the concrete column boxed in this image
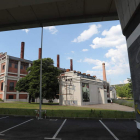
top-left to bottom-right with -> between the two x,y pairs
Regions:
102,63 -> 107,81
3,56 -> 9,102
16,61 -> 21,101
18,61 -> 21,78
115,1 -> 140,138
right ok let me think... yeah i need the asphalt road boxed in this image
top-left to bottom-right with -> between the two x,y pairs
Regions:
0,116 -> 138,140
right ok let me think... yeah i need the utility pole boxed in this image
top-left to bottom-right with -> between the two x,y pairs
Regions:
39,26 -> 43,119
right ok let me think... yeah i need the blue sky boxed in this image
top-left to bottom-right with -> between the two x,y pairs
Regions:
0,20 -> 130,85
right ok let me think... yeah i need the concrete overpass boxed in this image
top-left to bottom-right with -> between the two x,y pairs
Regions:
0,0 -> 118,31
1,0 -> 140,139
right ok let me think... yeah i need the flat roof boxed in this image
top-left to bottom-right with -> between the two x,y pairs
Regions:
0,0 -> 118,31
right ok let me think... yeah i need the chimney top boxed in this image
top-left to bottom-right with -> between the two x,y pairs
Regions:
70,59 -> 73,71
102,63 -> 105,65
20,42 -> 25,59
38,48 -> 42,59
57,54 -> 60,68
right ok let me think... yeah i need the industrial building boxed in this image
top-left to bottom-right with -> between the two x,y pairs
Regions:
58,61 -> 110,106
0,42 -> 32,102
0,42 -> 110,105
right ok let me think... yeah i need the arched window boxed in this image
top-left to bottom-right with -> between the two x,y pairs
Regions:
1,82 -> 3,91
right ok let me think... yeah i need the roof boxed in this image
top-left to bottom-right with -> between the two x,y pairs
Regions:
9,56 -> 33,64
0,0 -> 118,32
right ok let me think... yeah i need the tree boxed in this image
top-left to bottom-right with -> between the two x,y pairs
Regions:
15,58 -> 61,102
115,78 -> 133,99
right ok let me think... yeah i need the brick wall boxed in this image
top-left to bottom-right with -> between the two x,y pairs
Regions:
20,62 -> 28,74
19,94 -> 27,99
8,60 -> 18,73
0,94 -> 3,99
6,94 -> 16,99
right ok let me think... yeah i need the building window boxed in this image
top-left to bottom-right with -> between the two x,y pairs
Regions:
9,82 -> 14,91
1,82 -> 3,91
2,65 -> 5,69
15,64 -> 18,69
25,65 -> 28,70
9,95 -> 13,99
20,65 -> 23,69
9,63 -> 12,67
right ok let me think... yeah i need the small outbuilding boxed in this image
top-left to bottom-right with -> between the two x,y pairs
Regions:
110,87 -> 117,99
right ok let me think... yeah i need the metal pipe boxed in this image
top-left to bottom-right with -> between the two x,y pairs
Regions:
39,26 -> 43,119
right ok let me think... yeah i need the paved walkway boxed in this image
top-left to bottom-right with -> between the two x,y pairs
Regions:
82,103 -> 135,112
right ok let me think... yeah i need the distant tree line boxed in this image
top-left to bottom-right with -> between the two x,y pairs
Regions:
115,78 -> 133,98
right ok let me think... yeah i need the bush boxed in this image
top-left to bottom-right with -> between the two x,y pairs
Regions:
0,98 -> 3,102
113,99 -> 134,108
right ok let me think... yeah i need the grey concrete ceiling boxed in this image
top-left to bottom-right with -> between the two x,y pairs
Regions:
0,0 -> 118,31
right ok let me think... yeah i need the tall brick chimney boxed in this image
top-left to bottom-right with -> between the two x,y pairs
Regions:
20,42 -> 25,59
38,48 -> 42,59
57,55 -> 60,68
70,59 -> 73,71
102,63 -> 107,81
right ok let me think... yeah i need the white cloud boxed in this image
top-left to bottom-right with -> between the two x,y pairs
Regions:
120,79 -> 129,84
67,57 -> 72,60
44,26 -> 58,34
90,25 -> 126,49
77,59 -> 82,62
72,24 -> 101,43
82,49 -> 88,52
22,29 -> 30,33
83,43 -> 130,79
71,51 -> 74,53
124,79 -> 129,84
83,58 -> 109,70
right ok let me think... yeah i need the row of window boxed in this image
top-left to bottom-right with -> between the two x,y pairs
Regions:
9,63 -> 28,70
0,82 -> 14,91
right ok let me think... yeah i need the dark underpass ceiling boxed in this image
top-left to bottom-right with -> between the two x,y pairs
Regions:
0,0 -> 118,31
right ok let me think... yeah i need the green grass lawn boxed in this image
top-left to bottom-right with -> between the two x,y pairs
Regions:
0,102 -> 136,119
113,99 -> 134,108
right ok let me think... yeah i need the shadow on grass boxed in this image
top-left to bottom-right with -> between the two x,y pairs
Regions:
31,103 -> 59,105
0,108 -> 136,119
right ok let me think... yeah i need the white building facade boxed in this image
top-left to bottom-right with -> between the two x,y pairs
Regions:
110,87 -> 117,99
59,71 -> 109,106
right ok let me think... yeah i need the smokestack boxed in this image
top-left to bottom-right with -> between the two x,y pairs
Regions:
20,42 -> 25,59
70,59 -> 73,71
57,55 -> 60,68
38,48 -> 42,59
102,63 -> 107,81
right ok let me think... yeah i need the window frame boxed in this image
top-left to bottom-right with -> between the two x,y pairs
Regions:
9,63 -> 12,68
1,82 -> 3,91
9,82 -> 14,91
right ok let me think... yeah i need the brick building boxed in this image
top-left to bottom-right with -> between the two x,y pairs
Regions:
0,42 -> 32,102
